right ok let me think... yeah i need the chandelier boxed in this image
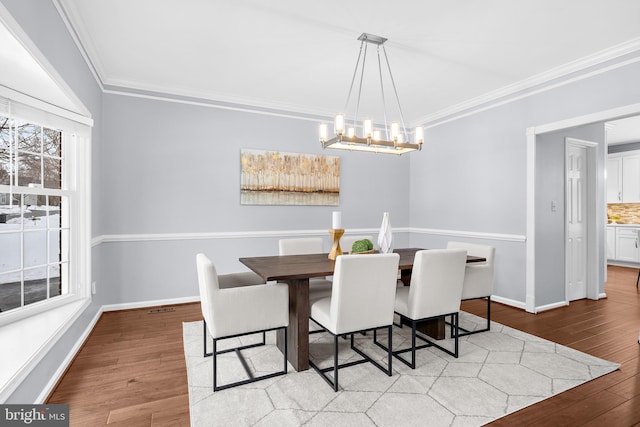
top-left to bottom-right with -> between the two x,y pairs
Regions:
319,33 -> 423,155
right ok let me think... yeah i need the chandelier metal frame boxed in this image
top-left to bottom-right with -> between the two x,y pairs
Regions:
320,33 -> 423,155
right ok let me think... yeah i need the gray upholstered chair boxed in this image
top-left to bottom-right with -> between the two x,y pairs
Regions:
447,241 -> 496,336
309,253 -> 400,391
196,253 -> 289,391
278,237 -> 333,300
386,249 -> 467,367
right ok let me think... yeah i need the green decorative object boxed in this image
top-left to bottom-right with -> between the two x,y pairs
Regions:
351,239 -> 374,253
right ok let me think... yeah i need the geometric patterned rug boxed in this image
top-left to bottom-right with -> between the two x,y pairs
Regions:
183,312 -> 619,427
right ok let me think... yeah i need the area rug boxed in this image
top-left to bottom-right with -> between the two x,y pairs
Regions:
183,312 -> 619,427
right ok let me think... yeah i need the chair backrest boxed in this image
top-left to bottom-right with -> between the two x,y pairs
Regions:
279,237 -> 324,255
196,253 -> 221,326
341,235 -> 375,253
407,249 -> 467,319
446,241 -> 495,299
328,253 -> 400,334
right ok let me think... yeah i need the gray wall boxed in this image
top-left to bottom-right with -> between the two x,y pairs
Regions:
97,93 -> 411,305
410,54 -> 640,305
535,124 -> 605,306
1,0 -> 103,403
5,0 -> 640,404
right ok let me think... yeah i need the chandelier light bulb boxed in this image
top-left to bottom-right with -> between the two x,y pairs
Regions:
363,119 -> 373,138
415,126 -> 424,144
334,114 -> 345,135
390,122 -> 399,141
319,123 -> 328,142
373,130 -> 381,141
347,127 -> 356,138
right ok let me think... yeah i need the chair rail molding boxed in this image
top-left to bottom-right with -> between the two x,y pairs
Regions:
91,227 -> 522,247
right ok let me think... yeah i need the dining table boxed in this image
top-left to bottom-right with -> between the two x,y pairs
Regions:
239,247 -> 485,371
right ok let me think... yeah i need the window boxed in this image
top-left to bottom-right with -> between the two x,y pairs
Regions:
0,115 -> 71,314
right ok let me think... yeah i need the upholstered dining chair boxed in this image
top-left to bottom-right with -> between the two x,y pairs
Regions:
279,237 -> 333,300
309,253 -> 400,391
196,253 -> 289,391
383,249 -> 467,368
447,241 -> 496,336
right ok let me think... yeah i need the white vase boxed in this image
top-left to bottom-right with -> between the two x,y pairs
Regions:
377,212 -> 393,253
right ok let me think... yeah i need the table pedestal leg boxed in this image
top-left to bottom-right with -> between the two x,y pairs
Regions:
277,278 -> 309,371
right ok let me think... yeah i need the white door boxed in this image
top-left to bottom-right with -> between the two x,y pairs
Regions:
566,143 -> 587,301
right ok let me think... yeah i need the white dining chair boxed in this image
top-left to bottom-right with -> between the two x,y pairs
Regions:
309,253 -> 400,391
447,241 -> 496,336
384,249 -> 467,367
279,237 -> 333,300
196,253 -> 289,391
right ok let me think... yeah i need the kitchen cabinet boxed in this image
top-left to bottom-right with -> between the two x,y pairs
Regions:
622,155 -> 640,202
614,227 -> 640,262
607,226 -> 616,259
607,152 -> 640,203
607,157 -> 622,203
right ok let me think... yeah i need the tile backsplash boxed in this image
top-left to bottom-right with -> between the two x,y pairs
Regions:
608,203 -> 640,224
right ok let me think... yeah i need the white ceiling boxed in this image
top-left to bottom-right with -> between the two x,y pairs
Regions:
36,1 -> 640,127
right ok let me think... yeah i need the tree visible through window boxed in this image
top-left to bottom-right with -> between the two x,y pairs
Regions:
0,115 -> 68,313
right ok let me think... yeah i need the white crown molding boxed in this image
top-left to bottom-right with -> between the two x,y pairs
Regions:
103,77 -> 334,120
415,37 -> 640,127
50,2 -> 640,127
102,87 -> 324,123
54,0 -> 105,92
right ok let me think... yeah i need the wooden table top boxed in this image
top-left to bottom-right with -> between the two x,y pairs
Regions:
239,248 -> 485,282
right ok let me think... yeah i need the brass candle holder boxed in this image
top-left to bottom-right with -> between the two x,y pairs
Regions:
328,228 -> 344,260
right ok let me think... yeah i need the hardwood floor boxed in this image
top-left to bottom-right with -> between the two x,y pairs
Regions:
47,266 -> 640,426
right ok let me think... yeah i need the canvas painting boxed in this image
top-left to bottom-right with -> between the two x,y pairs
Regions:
240,149 -> 340,205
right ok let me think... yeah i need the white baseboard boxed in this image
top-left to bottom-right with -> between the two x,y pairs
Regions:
534,301 -> 570,313
491,295 -> 526,310
101,295 -> 201,312
35,305 -> 103,403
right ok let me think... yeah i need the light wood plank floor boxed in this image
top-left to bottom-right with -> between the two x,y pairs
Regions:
47,266 -> 640,426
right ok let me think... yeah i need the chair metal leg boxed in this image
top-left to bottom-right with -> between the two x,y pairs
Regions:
388,312 -> 461,368
333,335 -> 339,392
451,297 -> 491,337
212,325 -> 288,392
203,320 -> 210,357
310,323 -> 393,391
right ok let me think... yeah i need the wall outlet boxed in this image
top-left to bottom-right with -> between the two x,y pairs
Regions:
91,281 -> 97,295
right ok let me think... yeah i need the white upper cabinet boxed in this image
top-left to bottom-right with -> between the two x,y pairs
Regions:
607,157 -> 622,203
622,155 -> 640,202
607,151 -> 640,203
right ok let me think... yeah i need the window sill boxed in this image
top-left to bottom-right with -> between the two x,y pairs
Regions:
0,297 -> 90,403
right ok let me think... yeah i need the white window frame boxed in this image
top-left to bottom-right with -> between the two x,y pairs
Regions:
0,95 -> 92,327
